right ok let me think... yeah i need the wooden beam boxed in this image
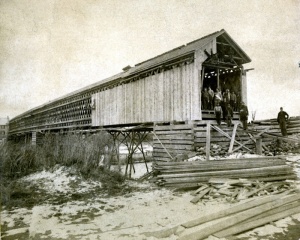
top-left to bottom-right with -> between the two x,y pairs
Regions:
153,131 -> 174,160
206,122 -> 210,160
256,137 -> 263,155
215,203 -> 300,238
179,194 -> 300,240
232,127 -> 270,152
228,122 -> 239,153
211,125 -> 251,151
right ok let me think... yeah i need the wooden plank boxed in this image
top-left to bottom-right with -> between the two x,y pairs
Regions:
215,204 -> 300,238
179,194 -> 300,240
158,165 -> 292,179
206,122 -> 210,160
153,139 -> 194,145
157,71 -> 164,121
154,124 -> 194,130
153,131 -> 174,160
212,125 -> 251,151
229,123 -> 239,153
154,156 -> 285,166
232,127 -> 270,152
182,194 -> 283,228
154,129 -> 194,135
153,134 -> 193,140
190,188 -> 211,204
153,145 -> 193,151
155,162 -> 286,173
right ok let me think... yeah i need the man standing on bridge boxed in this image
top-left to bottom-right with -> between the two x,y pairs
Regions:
277,107 -> 289,136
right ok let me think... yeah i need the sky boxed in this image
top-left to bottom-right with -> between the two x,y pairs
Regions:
0,0 -> 299,121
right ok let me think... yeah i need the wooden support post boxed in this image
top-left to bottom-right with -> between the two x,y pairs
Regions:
206,122 -> 210,160
256,137 -> 263,155
211,125 -> 251,152
232,127 -> 270,152
137,133 -> 149,173
228,122 -> 238,153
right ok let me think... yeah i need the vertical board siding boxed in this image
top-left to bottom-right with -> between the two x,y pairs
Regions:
91,62 -> 198,127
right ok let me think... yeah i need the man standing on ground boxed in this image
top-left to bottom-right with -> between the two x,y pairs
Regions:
277,107 -> 289,136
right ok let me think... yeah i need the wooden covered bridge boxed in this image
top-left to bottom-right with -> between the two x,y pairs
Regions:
9,29 -> 263,163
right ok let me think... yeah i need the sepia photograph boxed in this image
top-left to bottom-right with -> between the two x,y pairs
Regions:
1,0 -> 300,239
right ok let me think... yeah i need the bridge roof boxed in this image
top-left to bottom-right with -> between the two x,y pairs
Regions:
11,29 -> 251,120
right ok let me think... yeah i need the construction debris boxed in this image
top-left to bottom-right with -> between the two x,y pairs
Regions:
189,178 -> 296,203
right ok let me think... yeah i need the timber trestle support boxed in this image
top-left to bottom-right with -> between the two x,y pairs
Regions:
107,124 -> 153,178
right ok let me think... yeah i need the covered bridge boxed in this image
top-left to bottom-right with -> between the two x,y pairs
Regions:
8,29 -> 254,163
9,29 -> 251,139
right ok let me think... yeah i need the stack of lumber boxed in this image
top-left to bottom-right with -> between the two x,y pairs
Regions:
152,156 -> 297,188
144,193 -> 300,239
189,178 -> 295,204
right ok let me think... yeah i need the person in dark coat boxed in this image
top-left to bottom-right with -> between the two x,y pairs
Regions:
222,89 -> 230,120
201,88 -> 210,110
226,103 -> 233,127
239,102 -> 248,130
214,102 -> 223,125
230,91 -> 237,111
277,107 -> 289,136
208,87 -> 214,109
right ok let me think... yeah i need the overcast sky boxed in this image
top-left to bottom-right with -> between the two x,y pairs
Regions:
1,0 -> 299,120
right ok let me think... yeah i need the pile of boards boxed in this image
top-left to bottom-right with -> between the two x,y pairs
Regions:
152,156 -> 296,188
144,193 -> 300,240
189,178 -> 295,204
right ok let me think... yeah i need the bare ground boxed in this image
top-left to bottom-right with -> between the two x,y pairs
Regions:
1,157 -> 300,240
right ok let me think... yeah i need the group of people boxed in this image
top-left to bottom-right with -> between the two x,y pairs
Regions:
214,100 -> 248,129
201,87 -> 241,111
215,103 -> 289,137
202,87 -> 247,129
202,87 -> 290,136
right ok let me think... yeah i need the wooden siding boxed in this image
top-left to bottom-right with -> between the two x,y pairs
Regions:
92,62 -> 200,126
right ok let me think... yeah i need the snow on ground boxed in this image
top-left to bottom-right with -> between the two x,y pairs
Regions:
1,154 -> 300,240
21,165 -> 102,194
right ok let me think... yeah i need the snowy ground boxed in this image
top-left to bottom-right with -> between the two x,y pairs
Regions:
1,155 -> 300,240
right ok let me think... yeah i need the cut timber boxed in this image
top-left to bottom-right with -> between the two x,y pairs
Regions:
239,182 -> 273,199
232,127 -> 270,152
158,165 -> 292,179
215,202 -> 300,238
182,194 -> 282,228
206,121 -> 210,160
190,188 -> 211,204
211,125 -> 251,151
228,122 -> 239,153
152,131 -> 174,160
178,193 -> 300,240
191,184 -> 209,196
